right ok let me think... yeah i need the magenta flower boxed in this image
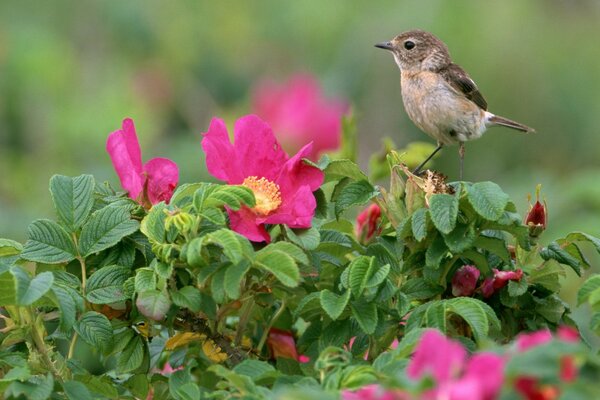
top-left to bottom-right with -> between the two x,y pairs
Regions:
480,268 -> 524,298
252,74 -> 348,161
356,203 -> 383,244
201,115 -> 324,242
408,330 -> 505,400
452,265 -> 481,297
107,118 -> 178,207
342,385 -> 409,400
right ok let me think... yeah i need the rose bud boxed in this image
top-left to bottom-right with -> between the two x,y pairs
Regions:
451,265 -> 481,297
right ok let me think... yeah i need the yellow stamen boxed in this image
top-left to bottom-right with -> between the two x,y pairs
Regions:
242,176 -> 282,216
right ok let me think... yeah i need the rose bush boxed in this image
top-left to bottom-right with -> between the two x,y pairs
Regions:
1,111 -> 600,400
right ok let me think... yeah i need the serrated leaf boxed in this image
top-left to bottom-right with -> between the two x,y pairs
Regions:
12,269 -> 54,306
424,302 -> 447,331
323,159 -> 368,183
6,373 -> 54,400
0,238 -> 23,257
540,242 -> 581,276
334,180 -> 379,218
201,185 -> 255,211
425,234 -> 448,269
51,285 -> 78,332
255,250 -> 300,287
429,194 -> 459,234
20,219 -> 77,264
446,297 -> 490,342
348,256 -> 375,297
411,208 -> 429,242
320,290 -> 351,320
117,335 -> 145,373
535,295 -> 566,323
258,242 -> 309,265
233,359 -> 277,382
63,380 -> 93,400
283,226 -> 320,250
467,182 -> 509,221
140,203 -> 168,244
134,268 -> 156,292
202,228 -> 250,264
351,300 -> 378,335
474,236 -> 511,264
0,270 -> 16,305
136,290 -> 171,321
401,278 -> 444,300
224,261 -> 251,300
563,232 -> 600,255
74,311 -> 113,353
508,279 -> 528,297
170,183 -> 206,207
86,265 -> 131,304
443,223 -> 476,253
50,174 -> 95,232
79,206 -> 139,256
577,275 -> 600,306
171,286 -> 203,312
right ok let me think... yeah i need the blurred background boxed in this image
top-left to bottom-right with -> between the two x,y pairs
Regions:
1,1 -> 600,309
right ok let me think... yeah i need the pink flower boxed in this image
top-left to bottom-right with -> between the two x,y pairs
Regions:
356,204 -> 383,244
452,265 -> 481,297
267,328 -> 299,360
107,118 -> 178,207
342,385 -> 409,400
516,330 -> 553,352
408,330 -> 505,400
201,115 -> 324,242
252,74 -> 348,161
480,268 -> 523,298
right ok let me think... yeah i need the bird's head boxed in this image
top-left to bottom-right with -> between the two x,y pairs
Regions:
375,30 -> 451,72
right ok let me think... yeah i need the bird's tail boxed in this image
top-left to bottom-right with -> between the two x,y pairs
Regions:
486,113 -> 535,133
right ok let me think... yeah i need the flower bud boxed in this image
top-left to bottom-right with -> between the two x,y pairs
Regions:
525,184 -> 547,238
355,203 -> 382,244
451,265 -> 480,297
165,211 -> 196,234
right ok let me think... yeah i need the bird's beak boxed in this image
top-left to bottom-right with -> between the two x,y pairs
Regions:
375,41 -> 393,51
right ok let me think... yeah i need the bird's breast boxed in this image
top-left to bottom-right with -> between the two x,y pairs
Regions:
400,70 -> 486,144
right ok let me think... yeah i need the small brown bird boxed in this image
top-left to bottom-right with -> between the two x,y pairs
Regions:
376,30 -> 534,179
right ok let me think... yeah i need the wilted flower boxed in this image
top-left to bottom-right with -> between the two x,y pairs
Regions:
267,328 -> 299,360
356,203 -> 383,244
252,74 -> 348,161
408,329 -> 505,400
480,268 -> 524,298
525,184 -> 547,238
202,115 -> 324,242
106,118 -> 178,207
452,265 -> 481,297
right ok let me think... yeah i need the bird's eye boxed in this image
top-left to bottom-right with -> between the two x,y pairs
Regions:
404,40 -> 415,50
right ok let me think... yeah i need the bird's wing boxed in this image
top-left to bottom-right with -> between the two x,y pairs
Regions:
439,63 -> 488,111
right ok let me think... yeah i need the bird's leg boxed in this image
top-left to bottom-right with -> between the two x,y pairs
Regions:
413,143 -> 443,175
458,142 -> 465,180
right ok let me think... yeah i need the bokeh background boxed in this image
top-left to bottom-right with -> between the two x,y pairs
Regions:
1,1 -> 600,316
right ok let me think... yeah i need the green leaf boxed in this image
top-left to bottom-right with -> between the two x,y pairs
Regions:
540,242 -> 581,276
577,275 -> 600,306
255,250 -> 300,287
529,261 -> 564,292
224,261 -> 251,300
467,182 -> 509,221
63,380 -> 93,400
443,223 -> 476,253
446,297 -> 491,342
535,295 -> 566,323
283,226 -> 320,250
425,234 -> 448,269
170,183 -> 206,207
6,373 -> 54,400
0,270 -> 16,305
86,265 -> 131,304
508,279 -> 528,297
20,219 -> 77,264
334,180 -> 379,218
411,208 -> 429,241
198,184 -> 255,211
351,300 -> 378,335
12,269 -> 54,306
171,286 -> 203,312
0,238 -> 23,257
117,335 -> 145,373
50,174 -> 95,232
51,285 -> 78,332
401,278 -> 444,300
323,159 -> 368,183
320,290 -> 351,320
136,290 -> 171,321
257,242 -> 309,265
140,203 -> 167,244
429,194 -> 459,234
202,229 -> 250,264
79,206 -> 139,257
562,232 -> 600,255
134,268 -> 157,292
74,311 -> 113,353
348,256 -> 375,297
233,359 -> 277,382
474,236 -> 511,264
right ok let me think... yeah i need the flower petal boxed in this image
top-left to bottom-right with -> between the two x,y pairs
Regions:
407,329 -> 467,384
106,118 -> 144,200
232,115 -> 289,182
201,118 -> 243,183
463,353 -> 505,400
516,329 -> 552,352
267,328 -> 299,360
144,158 -> 179,204
276,142 -> 324,193
264,184 -> 316,228
227,207 -> 271,243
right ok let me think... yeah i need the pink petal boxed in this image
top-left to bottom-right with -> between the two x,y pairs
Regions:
407,330 -> 466,384
516,330 -> 553,352
267,328 -> 299,360
557,325 -> 579,343
106,118 -> 144,200
462,353 -> 505,400
231,115 -> 289,181
201,118 -> 243,183
144,157 -> 179,204
227,207 -> 271,243
452,265 -> 481,297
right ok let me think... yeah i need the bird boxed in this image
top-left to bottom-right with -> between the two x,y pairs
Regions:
375,30 -> 534,179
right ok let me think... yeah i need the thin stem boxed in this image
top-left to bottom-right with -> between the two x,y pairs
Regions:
257,300 -> 286,353
79,257 -> 87,295
67,332 -> 78,359
234,298 -> 255,346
